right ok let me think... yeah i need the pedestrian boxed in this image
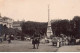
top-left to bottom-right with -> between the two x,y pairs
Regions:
7,35 -> 11,43
36,37 -> 40,49
32,37 -> 40,49
32,37 -> 36,49
57,39 -> 60,48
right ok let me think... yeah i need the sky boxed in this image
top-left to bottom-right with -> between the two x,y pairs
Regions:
0,0 -> 80,22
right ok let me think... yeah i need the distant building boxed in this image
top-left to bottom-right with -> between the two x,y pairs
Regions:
0,14 -> 13,28
13,21 -> 24,31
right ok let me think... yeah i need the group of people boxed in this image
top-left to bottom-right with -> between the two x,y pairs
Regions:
32,37 -> 40,49
7,35 -> 13,43
32,32 -> 40,49
7,35 -> 11,43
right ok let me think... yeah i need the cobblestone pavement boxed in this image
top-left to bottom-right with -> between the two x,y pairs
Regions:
57,45 -> 80,52
0,40 -> 58,52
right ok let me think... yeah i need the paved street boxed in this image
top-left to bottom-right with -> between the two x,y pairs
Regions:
1,40 -> 80,52
57,45 -> 80,52
0,40 -> 58,52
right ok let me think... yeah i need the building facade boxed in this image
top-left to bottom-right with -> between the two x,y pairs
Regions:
13,21 -> 24,31
0,15 -> 13,28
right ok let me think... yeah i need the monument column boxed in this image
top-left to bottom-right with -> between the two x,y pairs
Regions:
47,5 -> 53,38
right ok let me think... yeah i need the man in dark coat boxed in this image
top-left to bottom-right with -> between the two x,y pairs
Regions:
32,37 -> 40,49
32,33 -> 40,49
7,35 -> 11,43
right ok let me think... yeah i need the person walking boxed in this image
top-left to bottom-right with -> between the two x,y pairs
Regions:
7,35 -> 11,43
32,37 -> 36,49
35,37 -> 40,49
32,37 -> 40,49
32,32 -> 40,49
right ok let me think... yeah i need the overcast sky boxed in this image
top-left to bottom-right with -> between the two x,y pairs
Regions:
0,0 -> 80,22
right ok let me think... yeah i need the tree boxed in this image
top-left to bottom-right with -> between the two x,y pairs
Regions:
21,21 -> 47,37
72,16 -> 80,38
0,24 -> 4,36
51,19 -> 70,36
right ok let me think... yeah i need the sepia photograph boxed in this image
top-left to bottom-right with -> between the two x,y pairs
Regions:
0,0 -> 80,52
